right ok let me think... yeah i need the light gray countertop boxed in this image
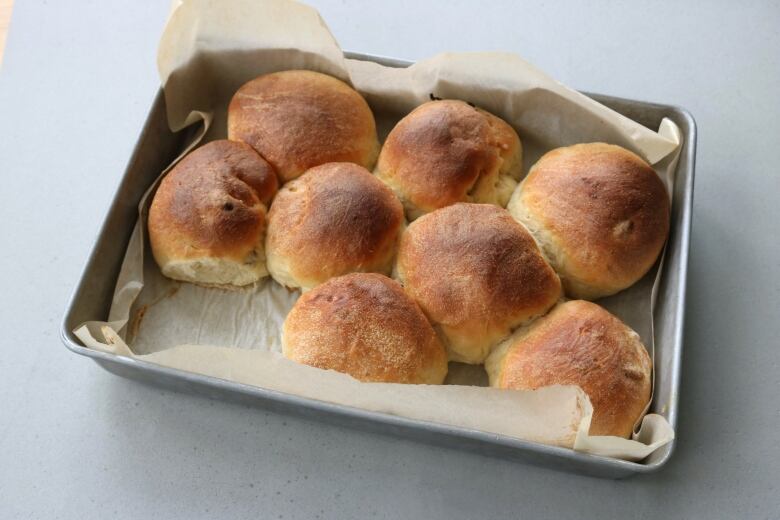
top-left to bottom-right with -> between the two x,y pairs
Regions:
1,1 -> 778,518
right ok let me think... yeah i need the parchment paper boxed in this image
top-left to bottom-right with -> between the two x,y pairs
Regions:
75,0 -> 681,461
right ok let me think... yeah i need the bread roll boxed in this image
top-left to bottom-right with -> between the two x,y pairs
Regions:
486,300 -> 652,438
508,143 -> 670,299
266,162 -> 404,291
228,70 -> 379,183
395,203 -> 562,364
148,140 -> 278,287
282,273 -> 448,384
375,100 -> 523,220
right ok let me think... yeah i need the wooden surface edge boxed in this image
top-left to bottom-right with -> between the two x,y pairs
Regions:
0,0 -> 14,68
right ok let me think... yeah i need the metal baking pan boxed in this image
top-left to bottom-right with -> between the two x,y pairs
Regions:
60,52 -> 696,479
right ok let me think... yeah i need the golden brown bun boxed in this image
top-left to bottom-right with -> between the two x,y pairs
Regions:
375,100 -> 523,220
227,70 -> 379,183
395,203 -> 562,364
266,162 -> 404,291
486,300 -> 651,437
282,273 -> 448,384
508,143 -> 669,299
148,140 -> 278,286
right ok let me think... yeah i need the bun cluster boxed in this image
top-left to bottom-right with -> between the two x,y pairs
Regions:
146,70 -> 669,437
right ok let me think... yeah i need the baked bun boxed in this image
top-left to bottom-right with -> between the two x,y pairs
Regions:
375,100 -> 522,221
228,70 -> 379,183
486,300 -> 652,437
266,162 -> 404,291
148,140 -> 278,287
282,273 -> 448,384
508,143 -> 669,299
396,203 -> 562,364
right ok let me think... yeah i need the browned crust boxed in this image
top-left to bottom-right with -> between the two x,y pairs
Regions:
517,143 -> 670,298
282,273 -> 448,384
265,162 -> 404,288
396,203 -> 562,362
479,108 -> 522,174
227,70 -> 379,183
376,100 -> 521,216
493,300 -> 652,438
148,139 -> 278,264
